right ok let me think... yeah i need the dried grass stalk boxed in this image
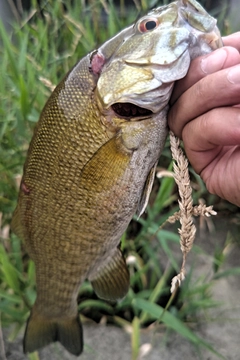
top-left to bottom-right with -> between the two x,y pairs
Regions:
168,131 -> 216,293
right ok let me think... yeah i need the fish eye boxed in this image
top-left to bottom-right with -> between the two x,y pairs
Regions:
138,18 -> 158,33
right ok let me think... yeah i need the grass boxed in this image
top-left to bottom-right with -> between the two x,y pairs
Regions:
0,0 -> 240,359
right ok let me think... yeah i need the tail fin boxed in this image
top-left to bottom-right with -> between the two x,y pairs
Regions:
23,311 -> 83,356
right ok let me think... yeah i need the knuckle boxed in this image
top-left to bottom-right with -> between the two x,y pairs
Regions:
194,79 -> 209,102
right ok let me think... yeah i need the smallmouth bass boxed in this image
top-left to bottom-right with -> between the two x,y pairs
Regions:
11,0 -> 222,356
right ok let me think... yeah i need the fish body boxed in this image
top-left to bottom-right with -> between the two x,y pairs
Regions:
11,0 -> 222,356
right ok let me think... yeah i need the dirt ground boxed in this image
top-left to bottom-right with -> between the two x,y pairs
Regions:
2,214 -> 240,360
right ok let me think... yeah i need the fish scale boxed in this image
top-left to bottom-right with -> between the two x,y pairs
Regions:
11,0 -> 222,356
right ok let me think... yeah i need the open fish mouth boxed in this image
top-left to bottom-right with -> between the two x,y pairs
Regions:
111,102 -> 153,118
96,0 -> 222,117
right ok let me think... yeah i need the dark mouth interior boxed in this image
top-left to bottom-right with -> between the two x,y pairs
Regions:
112,102 -> 152,118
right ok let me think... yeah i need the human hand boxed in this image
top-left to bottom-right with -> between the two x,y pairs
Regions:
168,32 -> 240,206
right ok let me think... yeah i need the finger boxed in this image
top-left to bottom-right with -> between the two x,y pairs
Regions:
168,64 -> 240,137
181,107 -> 240,174
170,46 -> 240,104
223,32 -> 240,51
202,146 -> 240,206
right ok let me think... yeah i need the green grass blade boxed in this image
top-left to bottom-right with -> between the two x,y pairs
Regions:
131,316 -> 140,360
27,352 -> 40,360
78,299 -> 113,314
139,265 -> 172,324
132,298 -> 225,359
0,21 -> 19,81
0,245 -> 21,294
213,267 -> 240,280
0,289 -> 22,304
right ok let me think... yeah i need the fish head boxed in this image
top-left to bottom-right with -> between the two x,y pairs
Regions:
92,0 -> 222,119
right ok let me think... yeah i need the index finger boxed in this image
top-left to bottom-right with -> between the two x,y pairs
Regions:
168,63 -> 240,138
170,46 -> 240,105
223,32 -> 240,51
170,32 -> 240,105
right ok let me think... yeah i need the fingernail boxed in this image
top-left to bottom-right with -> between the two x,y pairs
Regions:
201,48 -> 227,74
227,65 -> 240,84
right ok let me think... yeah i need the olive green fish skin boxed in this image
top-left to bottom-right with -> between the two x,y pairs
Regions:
15,54 -> 168,315
11,0 -> 222,355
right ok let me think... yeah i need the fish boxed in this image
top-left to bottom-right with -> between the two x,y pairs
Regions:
11,0 -> 222,356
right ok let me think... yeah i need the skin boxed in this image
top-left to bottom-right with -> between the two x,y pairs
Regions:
168,32 -> 240,207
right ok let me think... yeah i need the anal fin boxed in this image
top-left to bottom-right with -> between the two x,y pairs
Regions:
89,248 -> 129,301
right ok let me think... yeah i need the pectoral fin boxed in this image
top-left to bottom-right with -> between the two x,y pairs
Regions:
80,134 -> 132,192
136,162 -> 157,218
89,248 -> 129,301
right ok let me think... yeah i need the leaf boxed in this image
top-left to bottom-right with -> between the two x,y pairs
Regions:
27,352 -> 40,360
0,245 -> 21,293
157,232 -> 179,271
132,298 -> 225,359
0,21 -> 19,80
131,317 -> 140,360
213,267 -> 240,280
0,289 -> 22,304
78,299 -> 113,314
139,265 -> 172,324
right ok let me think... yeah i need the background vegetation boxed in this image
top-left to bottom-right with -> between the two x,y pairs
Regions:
0,0 -> 239,359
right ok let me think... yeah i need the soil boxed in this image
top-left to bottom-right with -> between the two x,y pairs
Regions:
2,214 -> 240,360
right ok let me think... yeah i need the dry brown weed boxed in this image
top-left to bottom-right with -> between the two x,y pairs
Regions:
168,131 -> 217,293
